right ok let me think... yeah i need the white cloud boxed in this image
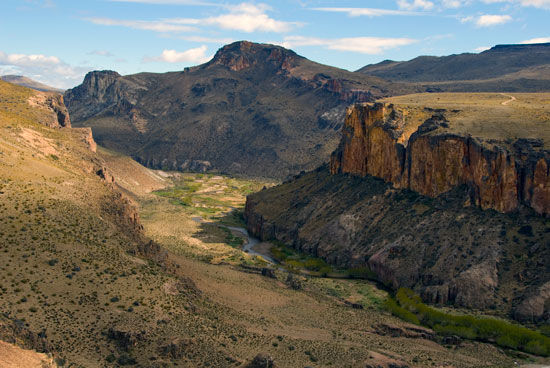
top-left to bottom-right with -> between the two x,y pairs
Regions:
461,14 -> 512,26
442,0 -> 472,7
88,50 -> 114,57
474,46 -> 491,52
397,0 -> 434,10
312,7 -> 421,16
23,0 -> 56,8
0,51 -> 88,89
282,36 -> 417,54
203,3 -> 295,32
0,53 -> 60,67
481,0 -> 550,8
520,37 -> 550,43
476,14 -> 512,26
108,0 -> 215,4
86,3 -> 296,34
179,35 -> 235,43
86,17 -> 199,33
144,45 -> 211,63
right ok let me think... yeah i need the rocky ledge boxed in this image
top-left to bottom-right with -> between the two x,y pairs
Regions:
330,103 -> 550,216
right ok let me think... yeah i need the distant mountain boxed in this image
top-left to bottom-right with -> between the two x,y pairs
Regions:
0,75 -> 64,93
64,41 -> 415,179
357,43 -> 550,92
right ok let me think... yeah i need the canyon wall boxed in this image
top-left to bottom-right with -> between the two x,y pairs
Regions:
330,103 -> 550,216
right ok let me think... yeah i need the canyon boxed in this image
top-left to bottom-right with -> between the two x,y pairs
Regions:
245,93 -> 550,323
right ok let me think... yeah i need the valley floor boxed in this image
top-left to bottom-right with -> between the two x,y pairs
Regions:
101,150 -> 545,368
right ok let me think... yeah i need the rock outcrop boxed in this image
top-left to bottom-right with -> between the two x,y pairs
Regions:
28,92 -> 71,128
330,103 -> 550,216
64,70 -> 149,123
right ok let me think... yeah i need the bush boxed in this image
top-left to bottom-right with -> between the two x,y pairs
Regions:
433,324 -> 477,340
384,297 -> 420,325
392,288 -> 550,356
518,225 -> 534,237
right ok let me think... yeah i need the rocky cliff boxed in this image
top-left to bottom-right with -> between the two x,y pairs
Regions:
28,91 -> 71,128
330,103 -> 550,216
245,167 -> 550,322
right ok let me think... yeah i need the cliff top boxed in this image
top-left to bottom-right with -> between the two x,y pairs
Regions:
379,92 -> 550,149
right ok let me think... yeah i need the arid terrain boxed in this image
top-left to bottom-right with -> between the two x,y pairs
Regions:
0,77 -> 541,366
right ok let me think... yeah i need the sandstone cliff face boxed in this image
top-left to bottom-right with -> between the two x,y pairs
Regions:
330,103 -> 550,216
28,92 -> 71,128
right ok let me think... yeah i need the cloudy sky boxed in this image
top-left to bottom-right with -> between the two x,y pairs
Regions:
1,0 -> 549,89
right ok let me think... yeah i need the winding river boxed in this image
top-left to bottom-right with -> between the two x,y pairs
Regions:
226,226 -> 277,264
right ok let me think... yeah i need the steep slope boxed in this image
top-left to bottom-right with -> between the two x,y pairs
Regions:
358,43 -> 550,92
0,75 -> 64,93
245,93 -> 550,322
0,80 -> 201,366
65,41 -> 415,179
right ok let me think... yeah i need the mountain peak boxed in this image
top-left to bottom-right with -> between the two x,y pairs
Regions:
208,40 -> 301,72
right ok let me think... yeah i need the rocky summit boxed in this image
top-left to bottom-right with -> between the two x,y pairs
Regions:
64,41 -> 414,179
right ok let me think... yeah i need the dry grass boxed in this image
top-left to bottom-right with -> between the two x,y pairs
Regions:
380,92 -> 550,147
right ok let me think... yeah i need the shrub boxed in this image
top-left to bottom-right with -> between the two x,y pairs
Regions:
392,288 -> 550,356
518,225 -> 534,237
384,297 -> 420,325
433,324 -> 477,340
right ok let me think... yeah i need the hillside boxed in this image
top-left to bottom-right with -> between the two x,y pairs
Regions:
64,41 -> 416,179
0,80 -> 215,366
358,43 -> 550,92
245,93 -> 550,323
0,75 -> 64,93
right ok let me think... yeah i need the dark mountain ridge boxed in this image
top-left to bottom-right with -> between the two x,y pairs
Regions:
64,41 -> 415,179
358,43 -> 550,91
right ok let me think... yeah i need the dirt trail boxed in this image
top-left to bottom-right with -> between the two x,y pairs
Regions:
500,93 -> 516,105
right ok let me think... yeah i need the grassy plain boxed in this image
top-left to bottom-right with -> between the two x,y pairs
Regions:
381,92 -> 550,146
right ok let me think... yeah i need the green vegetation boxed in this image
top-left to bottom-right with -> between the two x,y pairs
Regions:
220,227 -> 245,248
271,242 -> 382,281
387,288 -> 550,356
270,243 -> 333,275
153,174 -> 267,220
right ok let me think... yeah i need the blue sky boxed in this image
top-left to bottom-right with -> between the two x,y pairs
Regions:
1,0 -> 549,88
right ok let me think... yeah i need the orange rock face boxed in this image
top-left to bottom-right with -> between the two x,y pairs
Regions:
331,103 -> 550,216
331,103 -> 405,184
